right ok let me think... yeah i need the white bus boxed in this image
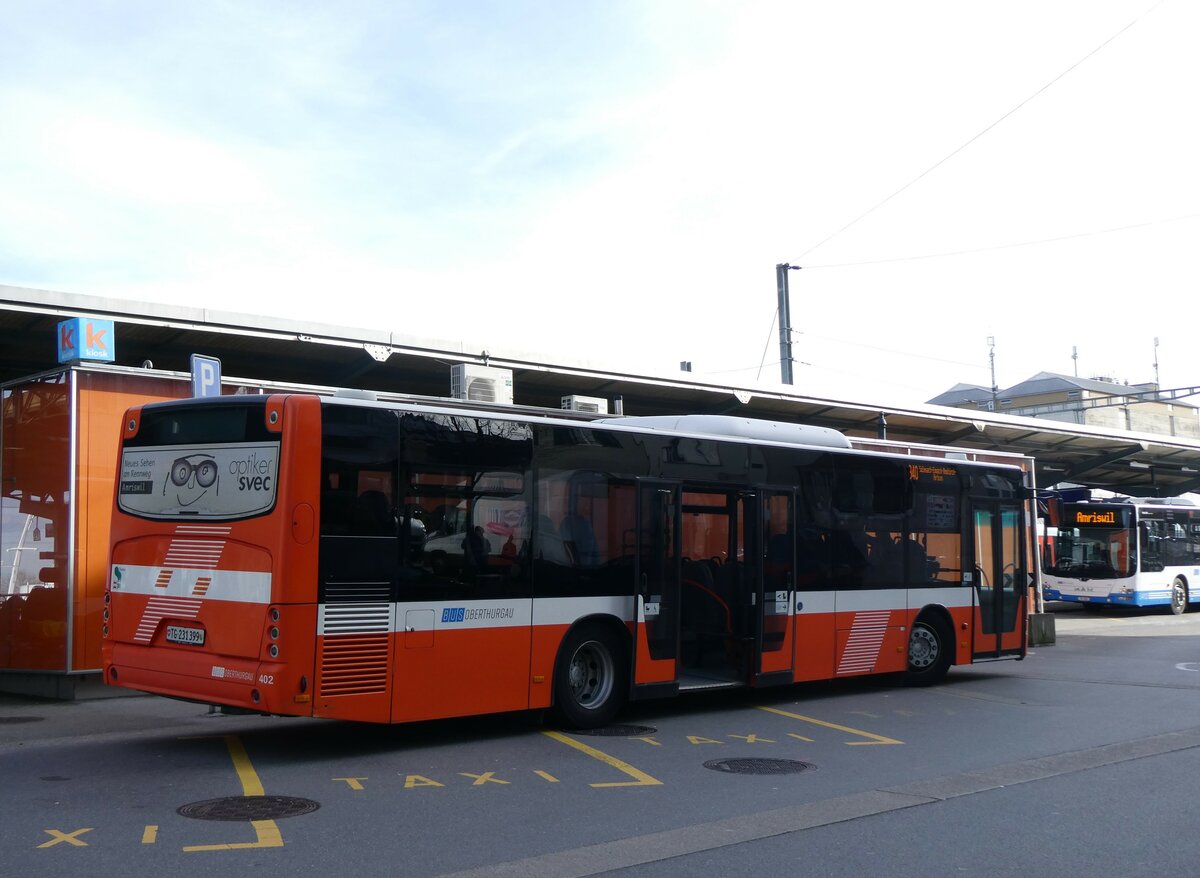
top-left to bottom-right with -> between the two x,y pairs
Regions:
1042,497 -> 1200,613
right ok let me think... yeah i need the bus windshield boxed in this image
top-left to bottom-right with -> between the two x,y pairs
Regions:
1047,504 -> 1135,579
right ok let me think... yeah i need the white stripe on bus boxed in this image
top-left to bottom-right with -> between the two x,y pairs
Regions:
113,564 -> 271,603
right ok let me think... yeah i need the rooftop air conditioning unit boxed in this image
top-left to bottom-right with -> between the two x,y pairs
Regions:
450,364 -> 514,405
561,395 -> 608,414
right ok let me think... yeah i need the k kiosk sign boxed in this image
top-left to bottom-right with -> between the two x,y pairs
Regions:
57,317 -> 115,363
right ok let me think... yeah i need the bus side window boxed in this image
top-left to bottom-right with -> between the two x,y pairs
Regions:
909,475 -> 962,585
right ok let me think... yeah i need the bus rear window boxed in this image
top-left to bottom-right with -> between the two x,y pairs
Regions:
117,401 -> 280,520
125,400 -> 277,447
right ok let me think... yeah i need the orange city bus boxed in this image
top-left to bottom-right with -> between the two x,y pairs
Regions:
102,394 -> 1029,728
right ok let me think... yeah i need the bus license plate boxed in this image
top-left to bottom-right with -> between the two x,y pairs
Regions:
166,625 -> 205,646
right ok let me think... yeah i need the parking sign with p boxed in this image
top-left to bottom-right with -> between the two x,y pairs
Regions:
190,354 -> 222,398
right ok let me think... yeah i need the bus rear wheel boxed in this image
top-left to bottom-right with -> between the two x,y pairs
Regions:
905,619 -> 952,685
1171,578 -> 1189,615
551,624 -> 627,730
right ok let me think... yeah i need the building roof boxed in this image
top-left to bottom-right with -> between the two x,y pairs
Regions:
926,383 -> 993,407
1001,371 -> 1161,400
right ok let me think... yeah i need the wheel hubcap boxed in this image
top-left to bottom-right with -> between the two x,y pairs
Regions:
568,641 -> 613,710
909,627 -> 937,669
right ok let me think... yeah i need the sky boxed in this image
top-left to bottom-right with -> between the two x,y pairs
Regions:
2,0 -> 1197,408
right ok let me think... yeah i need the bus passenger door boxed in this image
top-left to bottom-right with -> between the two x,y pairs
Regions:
633,481 -> 680,695
755,489 -> 795,685
971,502 -> 1026,659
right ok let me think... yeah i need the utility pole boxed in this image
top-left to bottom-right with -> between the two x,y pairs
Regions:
776,263 -> 799,385
1153,337 -> 1160,390
1072,345 -> 1078,377
988,336 -> 998,411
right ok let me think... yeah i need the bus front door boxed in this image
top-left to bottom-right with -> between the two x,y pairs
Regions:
972,502 -> 1026,659
755,489 -> 795,685
633,481 -> 680,696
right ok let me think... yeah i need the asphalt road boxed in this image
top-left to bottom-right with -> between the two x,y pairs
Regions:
4,602 -> 1200,877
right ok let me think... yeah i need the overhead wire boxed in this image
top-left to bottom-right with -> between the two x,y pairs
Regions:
756,0 -> 1166,384
804,212 -> 1200,270
790,0 -> 1165,264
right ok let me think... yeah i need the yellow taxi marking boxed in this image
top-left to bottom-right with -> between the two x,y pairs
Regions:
403,775 -> 445,788
38,828 -> 92,848
335,777 -> 367,790
533,770 -> 560,783
142,825 -> 158,844
542,730 -> 663,787
729,734 -> 774,744
182,735 -> 284,852
687,736 -> 723,745
757,706 -> 904,745
460,771 -> 510,786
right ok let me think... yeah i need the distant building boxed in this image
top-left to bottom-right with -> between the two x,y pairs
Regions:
929,372 -> 1200,439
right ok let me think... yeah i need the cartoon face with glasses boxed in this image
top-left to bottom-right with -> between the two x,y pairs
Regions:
163,454 -> 219,509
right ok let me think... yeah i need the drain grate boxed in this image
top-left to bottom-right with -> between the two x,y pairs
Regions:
177,796 -> 320,821
571,724 -> 657,737
0,716 -> 43,725
703,758 -> 816,775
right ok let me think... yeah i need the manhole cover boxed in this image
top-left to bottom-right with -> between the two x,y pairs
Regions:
0,716 -> 43,725
703,758 -> 815,775
177,796 -> 320,821
571,724 -> 657,737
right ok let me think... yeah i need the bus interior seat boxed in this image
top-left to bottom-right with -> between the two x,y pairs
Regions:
560,514 -> 600,567
355,490 -> 395,536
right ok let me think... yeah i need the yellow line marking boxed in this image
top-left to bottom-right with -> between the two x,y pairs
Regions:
635,737 -> 662,746
533,770 -> 560,783
334,777 -> 367,790
142,825 -> 158,844
224,735 -> 266,796
184,822 -> 283,852
460,771 -> 510,786
38,828 -> 92,848
542,730 -> 663,787
757,706 -> 904,745
728,734 -> 775,744
787,733 -> 815,743
182,736 -> 284,852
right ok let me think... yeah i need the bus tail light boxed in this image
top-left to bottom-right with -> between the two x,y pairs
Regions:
265,607 -> 281,659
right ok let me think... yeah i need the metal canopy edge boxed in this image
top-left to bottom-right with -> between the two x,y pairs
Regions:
3,284 -> 1199,497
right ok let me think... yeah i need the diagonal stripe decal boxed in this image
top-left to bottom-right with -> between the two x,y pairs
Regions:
134,596 -> 203,643
837,610 -> 891,675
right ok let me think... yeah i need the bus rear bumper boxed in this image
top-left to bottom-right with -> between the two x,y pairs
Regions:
105,643 -> 312,718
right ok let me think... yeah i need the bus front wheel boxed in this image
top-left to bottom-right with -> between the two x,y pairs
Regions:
551,624 -> 627,730
905,619 -> 952,684
1171,578 -> 1189,615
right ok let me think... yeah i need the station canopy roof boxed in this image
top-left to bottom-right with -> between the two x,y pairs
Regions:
4,283 -> 1200,497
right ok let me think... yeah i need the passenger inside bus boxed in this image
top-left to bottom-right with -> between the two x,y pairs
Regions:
461,526 -> 490,571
